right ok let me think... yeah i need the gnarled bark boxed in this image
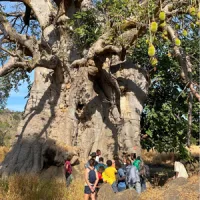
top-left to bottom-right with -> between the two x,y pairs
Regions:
0,59 -> 148,177
0,0 -> 149,177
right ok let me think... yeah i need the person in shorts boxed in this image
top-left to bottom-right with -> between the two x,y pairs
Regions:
84,159 -> 99,200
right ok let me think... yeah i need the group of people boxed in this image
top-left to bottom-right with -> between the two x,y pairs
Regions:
64,149 -> 189,200
83,150 -> 150,200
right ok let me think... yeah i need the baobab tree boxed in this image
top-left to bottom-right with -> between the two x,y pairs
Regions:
0,0 -> 199,176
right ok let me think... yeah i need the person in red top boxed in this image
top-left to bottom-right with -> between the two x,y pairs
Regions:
96,166 -> 105,193
64,154 -> 73,187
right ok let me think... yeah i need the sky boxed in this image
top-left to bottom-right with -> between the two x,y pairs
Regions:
6,72 -> 34,112
1,2 -> 34,112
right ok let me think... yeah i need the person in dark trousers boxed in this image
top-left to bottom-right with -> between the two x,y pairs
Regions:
84,159 -> 99,200
64,154 -> 73,187
139,159 -> 150,192
115,160 -> 126,192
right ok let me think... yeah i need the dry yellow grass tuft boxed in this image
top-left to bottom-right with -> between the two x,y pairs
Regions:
0,173 -> 198,200
142,145 -> 200,165
186,145 -> 200,157
0,146 -> 199,200
0,174 -> 84,200
65,178 -> 84,200
141,149 -> 175,165
140,187 -> 163,200
0,146 -> 9,163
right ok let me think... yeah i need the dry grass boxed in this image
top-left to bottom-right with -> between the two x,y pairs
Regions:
0,146 -> 9,163
0,174 -> 84,200
186,145 -> 200,157
0,174 -> 198,200
0,146 -> 198,200
142,145 -> 200,165
141,149 -> 175,165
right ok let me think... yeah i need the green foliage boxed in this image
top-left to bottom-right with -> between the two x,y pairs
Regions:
71,9 -> 101,49
0,3 -> 37,109
96,0 -> 132,20
138,34 -> 199,157
0,42 -> 31,109
129,29 -> 199,158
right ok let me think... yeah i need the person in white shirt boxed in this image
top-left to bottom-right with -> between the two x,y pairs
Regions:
174,160 -> 188,179
95,149 -> 101,163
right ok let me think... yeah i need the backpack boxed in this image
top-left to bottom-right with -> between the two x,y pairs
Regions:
88,168 -> 96,184
144,165 -> 150,178
139,161 -> 150,179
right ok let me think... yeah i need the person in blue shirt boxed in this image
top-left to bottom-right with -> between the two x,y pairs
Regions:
115,160 -> 126,192
95,157 -> 107,171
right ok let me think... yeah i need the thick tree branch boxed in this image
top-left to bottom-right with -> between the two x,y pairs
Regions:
0,14 -> 37,55
0,57 -> 28,76
24,0 -> 54,27
0,0 -> 55,27
187,91 -> 193,147
189,83 -> 200,102
0,52 -> 58,77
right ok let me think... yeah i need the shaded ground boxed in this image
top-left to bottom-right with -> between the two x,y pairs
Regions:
148,164 -> 174,186
140,175 -> 199,200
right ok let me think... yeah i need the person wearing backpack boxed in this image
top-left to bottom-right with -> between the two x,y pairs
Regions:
85,152 -> 98,169
126,159 -> 141,194
139,159 -> 150,192
84,158 -> 99,200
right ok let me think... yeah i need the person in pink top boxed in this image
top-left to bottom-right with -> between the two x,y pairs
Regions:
64,154 -> 73,187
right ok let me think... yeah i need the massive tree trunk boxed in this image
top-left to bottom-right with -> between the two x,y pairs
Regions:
0,61 -> 148,176
0,0 -> 148,176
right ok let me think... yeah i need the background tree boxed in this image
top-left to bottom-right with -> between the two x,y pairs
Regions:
0,0 -> 199,176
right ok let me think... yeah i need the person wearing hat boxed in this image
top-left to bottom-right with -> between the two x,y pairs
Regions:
90,152 -> 97,159
85,152 -> 98,169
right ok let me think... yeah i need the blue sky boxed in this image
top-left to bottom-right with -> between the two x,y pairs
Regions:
1,2 -> 33,112
6,72 -> 34,112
